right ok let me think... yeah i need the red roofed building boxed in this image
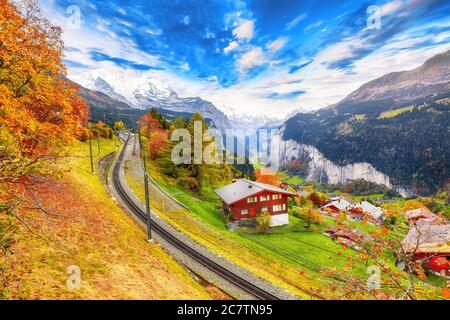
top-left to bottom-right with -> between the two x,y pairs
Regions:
215,179 -> 296,226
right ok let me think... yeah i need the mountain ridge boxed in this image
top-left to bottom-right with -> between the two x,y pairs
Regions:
281,50 -> 450,195
71,72 -> 232,133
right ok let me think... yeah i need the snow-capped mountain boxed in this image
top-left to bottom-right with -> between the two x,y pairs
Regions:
71,70 -> 231,132
91,77 -> 130,103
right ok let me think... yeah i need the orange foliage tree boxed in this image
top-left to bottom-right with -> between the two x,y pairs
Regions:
0,0 -> 88,213
255,168 -> 282,187
139,113 -> 168,160
326,213 -> 447,300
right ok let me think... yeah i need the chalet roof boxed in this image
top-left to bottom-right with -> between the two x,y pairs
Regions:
214,179 -> 296,205
322,198 -> 353,212
405,208 -> 438,222
402,223 -> 450,253
353,201 -> 385,221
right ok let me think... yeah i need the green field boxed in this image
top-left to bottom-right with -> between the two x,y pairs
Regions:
378,106 -> 414,119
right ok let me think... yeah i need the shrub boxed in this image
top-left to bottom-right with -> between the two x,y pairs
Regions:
176,177 -> 200,193
78,128 -> 93,142
256,211 -> 272,233
90,128 -> 101,138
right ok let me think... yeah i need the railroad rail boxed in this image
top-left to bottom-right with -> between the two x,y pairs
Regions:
111,136 -> 281,300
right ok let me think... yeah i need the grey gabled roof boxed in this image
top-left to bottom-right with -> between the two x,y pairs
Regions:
215,179 -> 296,205
402,223 -> 450,252
354,201 -> 385,220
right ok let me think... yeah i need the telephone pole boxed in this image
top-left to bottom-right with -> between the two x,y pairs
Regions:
138,127 -> 152,243
89,138 -> 94,175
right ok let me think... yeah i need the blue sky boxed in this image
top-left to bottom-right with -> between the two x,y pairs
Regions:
40,0 -> 450,118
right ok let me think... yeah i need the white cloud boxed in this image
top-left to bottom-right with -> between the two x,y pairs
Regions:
238,47 -> 266,74
183,15 -> 191,25
286,13 -> 307,30
233,20 -> 254,40
304,20 -> 324,32
39,0 -> 160,69
267,37 -> 288,53
381,0 -> 405,15
314,36 -> 367,65
117,7 -> 127,16
143,27 -> 163,36
208,75 -> 218,83
180,62 -> 190,71
224,41 -> 239,54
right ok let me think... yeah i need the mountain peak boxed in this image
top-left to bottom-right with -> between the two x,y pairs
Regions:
420,49 -> 450,72
341,50 -> 450,107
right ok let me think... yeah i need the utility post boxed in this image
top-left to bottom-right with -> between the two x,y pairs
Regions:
89,138 -> 94,175
139,126 -> 152,243
97,136 -> 101,155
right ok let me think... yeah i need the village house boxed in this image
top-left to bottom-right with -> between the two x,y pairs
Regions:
320,197 -> 385,225
402,223 -> 450,278
214,179 -> 297,227
348,201 -> 386,225
320,197 -> 354,216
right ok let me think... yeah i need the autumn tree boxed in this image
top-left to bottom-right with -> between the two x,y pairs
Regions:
301,208 -> 323,229
255,168 -> 282,187
308,192 -> 324,208
139,111 -> 169,160
114,121 -> 126,132
329,214 -> 448,300
0,0 -> 88,215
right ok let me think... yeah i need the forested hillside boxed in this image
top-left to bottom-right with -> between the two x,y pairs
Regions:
282,51 -> 450,195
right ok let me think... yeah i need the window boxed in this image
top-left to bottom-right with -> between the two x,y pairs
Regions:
272,194 -> 281,200
273,204 -> 287,212
241,209 -> 249,215
261,207 -> 269,212
247,197 -> 257,203
260,195 -> 269,201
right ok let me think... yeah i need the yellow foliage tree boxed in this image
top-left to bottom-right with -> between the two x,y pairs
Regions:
0,0 -> 88,212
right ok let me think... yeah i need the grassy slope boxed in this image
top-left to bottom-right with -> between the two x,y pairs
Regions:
1,139 -> 214,300
126,157 -> 381,299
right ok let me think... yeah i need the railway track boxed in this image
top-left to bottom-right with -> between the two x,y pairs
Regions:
111,136 -> 281,300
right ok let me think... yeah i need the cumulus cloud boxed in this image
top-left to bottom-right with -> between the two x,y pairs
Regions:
224,40 -> 239,54
232,20 -> 254,40
237,47 -> 266,74
267,37 -> 288,53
